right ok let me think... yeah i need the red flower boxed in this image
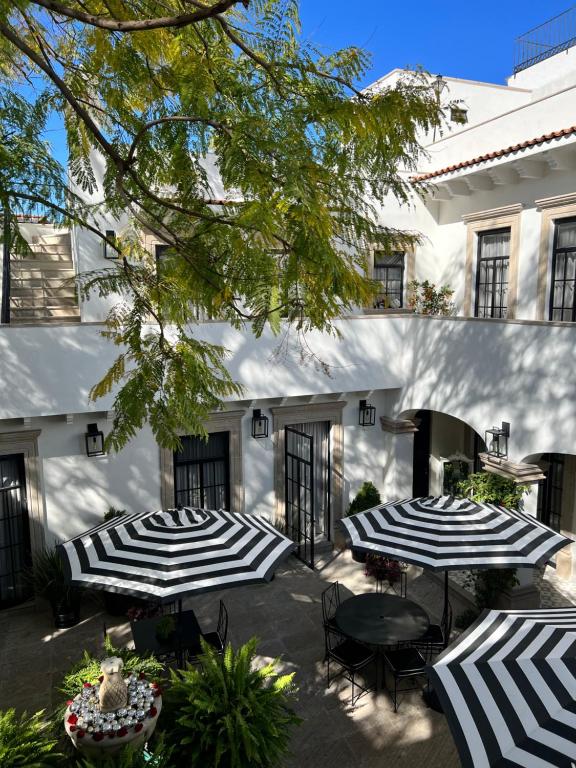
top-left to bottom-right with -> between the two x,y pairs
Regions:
83,682 -> 92,688
93,732 -> 104,742
139,672 -> 145,680
118,727 -> 128,737
148,707 -> 157,718
153,688 -> 162,697
77,730 -> 85,739
151,681 -> 159,688
66,699 -> 73,706
67,714 -> 78,725
69,725 -> 77,733
134,722 -> 143,733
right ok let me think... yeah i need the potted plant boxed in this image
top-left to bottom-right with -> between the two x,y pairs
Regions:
26,547 -> 82,629
160,637 -> 301,767
364,553 -> 405,586
155,615 -> 176,646
0,708 -> 63,766
346,482 -> 382,562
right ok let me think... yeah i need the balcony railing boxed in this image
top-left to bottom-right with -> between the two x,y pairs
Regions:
514,6 -> 576,74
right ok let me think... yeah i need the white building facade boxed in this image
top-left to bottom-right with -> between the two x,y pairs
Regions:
2,11 -> 576,607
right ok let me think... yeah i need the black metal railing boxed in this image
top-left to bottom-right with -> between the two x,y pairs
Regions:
514,6 -> 576,74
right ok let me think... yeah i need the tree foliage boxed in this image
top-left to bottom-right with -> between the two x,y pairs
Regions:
0,0 -> 442,448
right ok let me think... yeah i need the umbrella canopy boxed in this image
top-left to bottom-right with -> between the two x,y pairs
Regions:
429,607 -> 576,768
59,507 -> 295,602
338,495 -> 571,571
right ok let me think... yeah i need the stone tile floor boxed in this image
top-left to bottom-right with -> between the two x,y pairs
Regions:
1,550 -> 469,767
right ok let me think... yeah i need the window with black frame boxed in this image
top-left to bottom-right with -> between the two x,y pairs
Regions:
173,432 -> 230,511
373,251 -> 404,309
475,228 -> 510,318
549,218 -> 576,321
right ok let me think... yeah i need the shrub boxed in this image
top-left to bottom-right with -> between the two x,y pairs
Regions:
161,637 -> 301,768
0,708 -> 62,767
104,506 -> 127,522
457,471 -> 528,612
407,279 -> 454,316
78,738 -> 173,768
347,481 -> 381,516
25,547 -> 80,607
457,471 -> 529,511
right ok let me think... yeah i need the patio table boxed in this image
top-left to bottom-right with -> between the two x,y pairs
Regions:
335,593 -> 429,646
131,609 -> 202,665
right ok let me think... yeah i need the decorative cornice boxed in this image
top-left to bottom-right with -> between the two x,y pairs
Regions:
462,203 -> 523,224
270,401 -> 346,417
479,452 -> 545,484
0,429 -> 42,443
535,192 -> 576,210
379,416 -> 418,434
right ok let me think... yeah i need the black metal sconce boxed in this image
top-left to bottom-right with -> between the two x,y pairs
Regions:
485,422 -> 510,460
251,409 -> 269,439
103,230 -> 117,260
85,423 -> 105,456
359,399 -> 376,427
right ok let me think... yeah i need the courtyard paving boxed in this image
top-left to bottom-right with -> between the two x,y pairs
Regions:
1,551 -> 573,766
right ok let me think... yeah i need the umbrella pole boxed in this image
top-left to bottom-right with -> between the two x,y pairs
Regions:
444,570 -> 449,618
178,598 -> 182,614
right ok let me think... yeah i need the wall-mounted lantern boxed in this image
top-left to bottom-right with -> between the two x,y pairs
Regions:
103,230 -> 117,260
359,399 -> 376,427
85,423 -> 105,456
251,409 -> 269,439
485,422 -> 510,460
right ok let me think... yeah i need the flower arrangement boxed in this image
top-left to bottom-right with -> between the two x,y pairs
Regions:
126,602 -> 163,622
65,672 -> 162,744
364,554 -> 407,585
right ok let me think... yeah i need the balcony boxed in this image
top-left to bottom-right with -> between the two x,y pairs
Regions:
514,7 -> 576,74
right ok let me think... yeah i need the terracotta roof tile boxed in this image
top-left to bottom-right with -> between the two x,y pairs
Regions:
411,125 -> 576,182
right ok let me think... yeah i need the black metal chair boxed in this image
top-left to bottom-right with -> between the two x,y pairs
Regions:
374,569 -> 407,598
201,600 -> 229,655
324,625 -> 376,707
410,600 -> 453,661
321,582 -> 342,660
381,646 -> 428,712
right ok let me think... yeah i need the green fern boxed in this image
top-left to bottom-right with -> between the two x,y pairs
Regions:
161,637 -> 301,767
78,736 -> 173,768
0,709 -> 62,767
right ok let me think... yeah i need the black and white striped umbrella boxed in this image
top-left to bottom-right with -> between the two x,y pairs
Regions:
429,607 -> 576,767
59,507 -> 295,601
339,495 -> 571,571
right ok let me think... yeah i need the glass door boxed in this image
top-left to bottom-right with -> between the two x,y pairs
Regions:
0,454 -> 32,608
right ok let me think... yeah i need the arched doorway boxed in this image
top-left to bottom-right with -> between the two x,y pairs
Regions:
408,410 -> 485,498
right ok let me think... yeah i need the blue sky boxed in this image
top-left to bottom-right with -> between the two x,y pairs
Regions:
299,1 -> 573,87
44,2 -> 573,164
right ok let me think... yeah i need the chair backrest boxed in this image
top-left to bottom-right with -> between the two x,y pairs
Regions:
217,600 -> 229,645
324,624 -> 344,655
442,600 -> 453,645
321,582 -> 341,625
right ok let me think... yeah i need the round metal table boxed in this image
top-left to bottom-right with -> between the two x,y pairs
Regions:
335,593 -> 429,646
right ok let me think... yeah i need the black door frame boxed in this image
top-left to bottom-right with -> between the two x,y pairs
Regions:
285,426 -> 314,568
412,410 -> 431,497
0,453 -> 32,609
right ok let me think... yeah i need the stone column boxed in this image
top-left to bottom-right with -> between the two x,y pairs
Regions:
380,416 -> 418,501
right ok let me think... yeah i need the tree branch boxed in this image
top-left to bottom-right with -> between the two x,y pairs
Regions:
31,0 -> 247,32
126,115 -> 232,165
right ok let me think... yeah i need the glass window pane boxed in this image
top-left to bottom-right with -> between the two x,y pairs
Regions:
557,221 -> 576,249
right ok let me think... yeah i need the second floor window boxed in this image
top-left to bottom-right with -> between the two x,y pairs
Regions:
373,251 -> 404,309
549,218 -> 576,322
475,228 -> 510,319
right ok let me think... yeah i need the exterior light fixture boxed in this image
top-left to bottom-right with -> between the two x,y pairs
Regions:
251,409 -> 269,439
433,74 -> 448,101
103,230 -> 117,260
85,423 -> 105,456
485,422 -> 510,460
359,399 -> 376,427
